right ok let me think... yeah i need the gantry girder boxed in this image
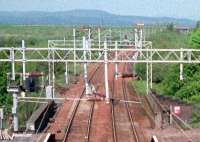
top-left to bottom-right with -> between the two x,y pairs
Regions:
1,42 -> 200,63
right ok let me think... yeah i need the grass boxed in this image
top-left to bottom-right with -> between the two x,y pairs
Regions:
129,80 -> 146,95
0,25 -> 88,129
0,25 -> 83,47
129,80 -> 165,96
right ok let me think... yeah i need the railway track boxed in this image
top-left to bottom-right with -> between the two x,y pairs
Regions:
62,64 -> 103,142
111,63 -> 141,142
122,64 -> 140,142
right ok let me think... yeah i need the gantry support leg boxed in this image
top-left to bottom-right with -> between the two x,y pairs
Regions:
13,92 -> 18,132
104,41 -> 109,102
83,37 -> 89,95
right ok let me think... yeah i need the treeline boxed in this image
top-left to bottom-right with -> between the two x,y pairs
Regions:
136,26 -> 200,103
135,25 -> 200,127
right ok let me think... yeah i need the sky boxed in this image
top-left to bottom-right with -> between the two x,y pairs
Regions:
0,0 -> 199,20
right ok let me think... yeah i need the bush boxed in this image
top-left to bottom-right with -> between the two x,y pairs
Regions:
189,28 -> 200,48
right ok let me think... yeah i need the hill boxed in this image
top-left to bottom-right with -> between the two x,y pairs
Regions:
0,9 -> 196,26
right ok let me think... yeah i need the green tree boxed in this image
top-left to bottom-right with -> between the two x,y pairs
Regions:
196,21 -> 200,29
0,62 -> 12,114
189,28 -> 200,48
166,23 -> 174,32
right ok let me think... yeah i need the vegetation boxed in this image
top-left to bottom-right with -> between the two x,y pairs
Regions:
129,80 -> 146,95
196,21 -> 200,30
1,24 -> 200,128
134,26 -> 200,127
0,25 -> 84,127
0,35 -> 22,118
189,28 -> 200,48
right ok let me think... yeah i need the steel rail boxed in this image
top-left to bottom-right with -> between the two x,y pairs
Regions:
84,65 -> 104,142
62,65 -> 101,142
122,64 -> 140,142
111,73 -> 117,142
85,102 -> 95,142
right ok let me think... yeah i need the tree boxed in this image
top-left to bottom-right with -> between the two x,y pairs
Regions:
196,21 -> 200,29
0,62 -> 12,114
189,28 -> 200,48
166,23 -> 174,32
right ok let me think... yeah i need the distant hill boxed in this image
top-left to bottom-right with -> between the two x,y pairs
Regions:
0,9 -> 196,26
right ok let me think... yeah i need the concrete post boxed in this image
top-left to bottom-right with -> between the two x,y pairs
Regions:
0,108 -> 3,129
169,105 -> 173,125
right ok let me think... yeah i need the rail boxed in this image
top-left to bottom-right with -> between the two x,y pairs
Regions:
62,64 -> 101,142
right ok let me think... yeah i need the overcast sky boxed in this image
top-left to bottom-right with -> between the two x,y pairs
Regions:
0,0 -> 199,20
